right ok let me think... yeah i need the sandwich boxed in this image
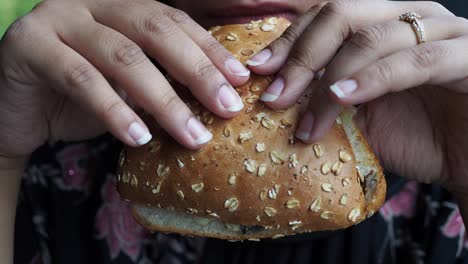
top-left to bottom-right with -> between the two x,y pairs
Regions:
116,17 -> 386,240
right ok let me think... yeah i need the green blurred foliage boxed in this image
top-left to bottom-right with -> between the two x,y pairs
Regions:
0,0 -> 41,37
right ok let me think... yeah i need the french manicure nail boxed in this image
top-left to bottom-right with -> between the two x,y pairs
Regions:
295,111 -> 314,142
330,79 -> 358,98
246,49 -> 272,66
226,58 -> 250,77
187,117 -> 213,145
128,122 -> 152,145
219,84 -> 244,112
260,77 -> 285,102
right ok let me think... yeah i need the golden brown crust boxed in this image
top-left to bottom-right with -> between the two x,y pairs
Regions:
208,17 -> 290,64
116,17 -> 386,239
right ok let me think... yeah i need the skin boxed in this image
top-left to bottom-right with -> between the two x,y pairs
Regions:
1,0 -> 468,262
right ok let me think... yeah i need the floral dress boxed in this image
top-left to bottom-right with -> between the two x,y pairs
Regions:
14,135 -> 468,264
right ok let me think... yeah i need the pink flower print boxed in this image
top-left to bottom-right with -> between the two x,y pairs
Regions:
56,144 -> 90,190
442,208 -> 465,238
95,174 -> 147,261
379,181 -> 417,221
440,207 -> 468,256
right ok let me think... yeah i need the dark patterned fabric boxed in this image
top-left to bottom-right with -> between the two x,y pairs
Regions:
14,135 -> 468,264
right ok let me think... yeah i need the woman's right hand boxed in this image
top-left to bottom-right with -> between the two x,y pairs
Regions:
0,0 -> 250,161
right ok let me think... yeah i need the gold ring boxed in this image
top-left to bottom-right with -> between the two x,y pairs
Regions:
399,12 -> 426,44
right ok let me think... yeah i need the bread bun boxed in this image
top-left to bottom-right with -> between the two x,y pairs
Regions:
116,17 -> 386,240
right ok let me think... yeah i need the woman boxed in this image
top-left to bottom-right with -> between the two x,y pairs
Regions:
1,0 -> 468,263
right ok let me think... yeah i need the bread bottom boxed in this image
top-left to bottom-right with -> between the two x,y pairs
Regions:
132,204 -> 293,240
129,107 -> 386,240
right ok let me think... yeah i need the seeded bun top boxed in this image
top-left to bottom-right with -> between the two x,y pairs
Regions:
116,17 -> 386,239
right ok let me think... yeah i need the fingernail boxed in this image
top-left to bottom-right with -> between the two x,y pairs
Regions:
128,122 -> 152,145
295,111 -> 314,142
330,79 -> 357,98
219,84 -> 244,112
260,77 -> 284,102
187,117 -> 213,145
225,58 -> 250,77
246,49 -> 272,66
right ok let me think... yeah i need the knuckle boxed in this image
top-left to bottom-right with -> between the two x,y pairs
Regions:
318,2 -> 346,19
3,15 -> 36,43
349,25 -> 387,51
288,47 -> 317,73
114,42 -> 147,67
372,60 -> 394,88
276,27 -> 299,46
157,91 -> 180,114
64,63 -> 98,89
409,44 -> 448,70
138,12 -> 175,36
192,60 -> 218,82
101,99 -> 127,120
199,37 -> 226,57
164,8 -> 191,25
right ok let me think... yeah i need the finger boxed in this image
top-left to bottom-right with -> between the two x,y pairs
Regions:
329,37 -> 468,105
58,21 -> 214,149
260,0 -> 453,109
29,36 -> 152,147
295,87 -> 343,143
89,0 -> 246,114
146,3 -> 251,85
247,3 -> 325,74
300,37 -> 468,143
323,16 -> 468,84
302,16 -> 468,142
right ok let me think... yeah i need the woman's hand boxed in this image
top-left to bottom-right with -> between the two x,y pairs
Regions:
248,0 -> 468,195
0,0 -> 250,161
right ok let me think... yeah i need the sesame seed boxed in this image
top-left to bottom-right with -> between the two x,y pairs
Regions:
177,190 -> 184,200
256,143 -> 266,152
261,117 -> 276,129
228,174 -> 237,185
257,163 -> 267,177
226,32 -> 239,41
289,153 -> 298,168
320,211 -> 332,219
130,175 -> 138,187
348,208 -> 361,222
339,150 -> 352,163
340,194 -> 348,205
157,164 -> 170,177
321,183 -> 333,193
177,158 -> 184,168
224,198 -> 239,212
285,199 -> 300,209
313,144 -> 323,158
310,197 -> 321,212
261,23 -> 276,32
191,183 -> 204,193
264,206 -> 277,217
270,151 -> 284,165
321,162 -> 331,175
331,161 -> 343,176
223,126 -> 231,138
244,159 -> 257,173
239,131 -> 254,143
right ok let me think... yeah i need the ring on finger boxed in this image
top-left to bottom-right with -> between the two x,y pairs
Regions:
399,11 -> 426,44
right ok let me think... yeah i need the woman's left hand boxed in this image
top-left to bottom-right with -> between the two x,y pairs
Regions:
248,0 -> 468,197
